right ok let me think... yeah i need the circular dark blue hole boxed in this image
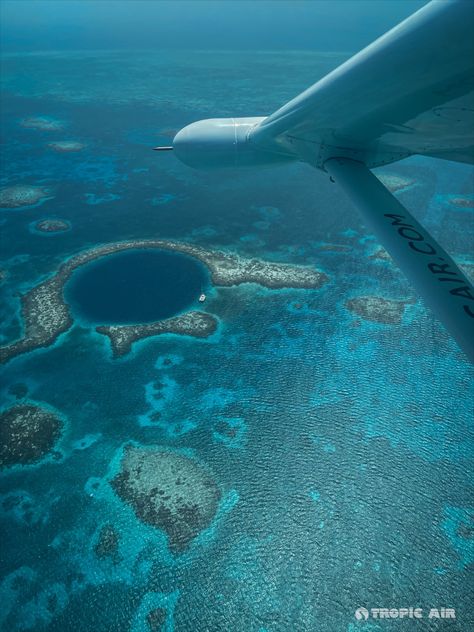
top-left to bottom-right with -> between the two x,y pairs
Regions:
66,249 -> 209,324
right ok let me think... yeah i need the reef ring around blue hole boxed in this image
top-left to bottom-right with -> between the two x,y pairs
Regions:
65,248 -> 210,325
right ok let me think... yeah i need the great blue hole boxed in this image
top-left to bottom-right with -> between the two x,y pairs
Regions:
65,249 -> 209,324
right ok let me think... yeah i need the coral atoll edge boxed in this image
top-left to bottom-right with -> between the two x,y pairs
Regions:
0,239 -> 328,363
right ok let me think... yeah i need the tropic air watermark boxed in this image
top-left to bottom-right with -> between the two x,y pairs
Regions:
354,607 -> 456,621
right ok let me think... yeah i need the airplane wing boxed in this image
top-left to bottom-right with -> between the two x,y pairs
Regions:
169,0 -> 474,362
324,156 -> 474,363
249,0 -> 474,362
250,0 -> 474,169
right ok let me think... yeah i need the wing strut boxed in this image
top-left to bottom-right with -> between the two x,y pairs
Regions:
324,158 -> 474,363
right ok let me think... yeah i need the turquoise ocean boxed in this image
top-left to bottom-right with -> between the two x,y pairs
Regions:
0,46 -> 473,631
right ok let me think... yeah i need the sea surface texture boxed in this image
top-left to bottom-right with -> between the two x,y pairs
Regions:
1,49 -> 473,632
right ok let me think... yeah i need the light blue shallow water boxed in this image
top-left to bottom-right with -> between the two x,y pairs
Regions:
0,49 -> 473,632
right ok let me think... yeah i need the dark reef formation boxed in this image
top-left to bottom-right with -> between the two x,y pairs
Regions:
213,417 -> 246,447
345,296 -> 410,324
450,197 -> 474,209
146,608 -> 167,631
456,521 -> 474,540
96,311 -> 217,358
215,420 -> 238,439
47,140 -> 86,152
94,524 -> 121,563
111,445 -> 221,553
34,219 -> 71,233
20,116 -> 64,131
369,248 -> 392,262
319,243 -> 351,253
0,185 -> 51,208
0,239 -> 327,363
377,173 -> 414,192
8,382 -> 29,400
0,269 -> 73,364
0,404 -> 62,469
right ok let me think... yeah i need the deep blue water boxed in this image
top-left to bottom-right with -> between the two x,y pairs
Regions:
0,37 -> 473,632
65,250 -> 209,324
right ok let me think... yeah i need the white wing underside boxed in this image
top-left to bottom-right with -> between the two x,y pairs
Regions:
251,0 -> 474,169
248,0 -> 474,362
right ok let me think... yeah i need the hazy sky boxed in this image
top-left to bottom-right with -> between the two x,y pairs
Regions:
1,0 -> 428,52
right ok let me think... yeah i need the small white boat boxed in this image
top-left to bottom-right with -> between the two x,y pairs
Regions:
198,293 -> 206,303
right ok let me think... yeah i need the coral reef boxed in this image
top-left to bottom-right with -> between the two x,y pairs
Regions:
345,296 -> 410,324
377,173 -> 414,192
97,311 -> 217,358
94,524 -> 121,563
187,242 -> 327,289
33,219 -> 71,233
369,248 -> 392,262
449,197 -> 474,209
146,608 -> 166,631
0,240 -> 327,363
213,417 -> 246,448
20,116 -> 64,131
111,445 -> 221,553
47,140 -> 86,152
0,404 -> 62,469
0,185 -> 51,208
0,271 -> 73,364
319,243 -> 351,253
130,590 -> 179,632
7,382 -> 29,400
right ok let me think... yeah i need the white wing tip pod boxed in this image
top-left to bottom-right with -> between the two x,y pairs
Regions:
173,117 -> 296,169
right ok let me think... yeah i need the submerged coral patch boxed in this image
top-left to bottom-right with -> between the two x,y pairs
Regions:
0,404 -> 63,469
47,140 -> 86,152
318,243 -> 352,253
0,490 -> 42,525
441,506 -> 474,569
146,607 -> 166,631
84,192 -> 120,205
7,382 -> 29,400
449,196 -> 474,209
130,590 -> 179,632
15,582 -> 68,630
0,185 -> 52,209
150,193 -> 176,206
154,354 -> 183,370
32,218 -> 71,234
138,377 -> 197,435
20,116 -> 65,131
111,445 -> 221,553
369,247 -> 392,262
93,524 -> 121,564
213,417 -> 247,448
376,173 -> 415,192
345,296 -> 410,324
